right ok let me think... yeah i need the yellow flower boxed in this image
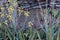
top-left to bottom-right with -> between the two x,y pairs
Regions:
9,16 -> 12,20
28,21 -> 33,27
12,2 -> 17,7
7,14 -> 12,20
1,14 -> 4,18
18,7 -> 24,12
19,7 -> 23,9
7,0 -> 11,2
24,13 -> 29,16
8,6 -> 14,12
18,9 -> 23,13
24,11 -> 29,17
18,7 -> 23,13
1,7 -> 5,11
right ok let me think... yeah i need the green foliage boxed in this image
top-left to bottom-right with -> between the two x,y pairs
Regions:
0,9 -> 60,40
0,1 -> 60,40
48,9 -> 59,17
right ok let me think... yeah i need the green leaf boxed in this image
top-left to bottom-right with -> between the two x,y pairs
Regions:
36,30 -> 41,40
52,9 -> 58,17
31,31 -> 36,40
57,31 -> 60,40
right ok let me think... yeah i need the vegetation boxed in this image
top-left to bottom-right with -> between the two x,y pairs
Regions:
0,0 -> 60,40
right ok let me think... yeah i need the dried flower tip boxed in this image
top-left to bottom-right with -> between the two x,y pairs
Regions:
28,21 -> 33,27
